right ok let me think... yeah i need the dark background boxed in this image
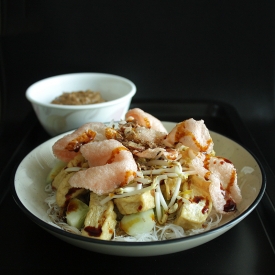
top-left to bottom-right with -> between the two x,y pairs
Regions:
1,2 -> 275,273
0,0 -> 274,166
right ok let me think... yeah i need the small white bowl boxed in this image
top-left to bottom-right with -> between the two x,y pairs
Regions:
26,73 -> 136,136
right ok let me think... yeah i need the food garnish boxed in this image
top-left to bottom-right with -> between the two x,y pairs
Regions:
51,90 -> 105,105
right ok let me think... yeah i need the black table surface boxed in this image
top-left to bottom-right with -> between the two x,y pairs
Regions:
0,101 -> 275,274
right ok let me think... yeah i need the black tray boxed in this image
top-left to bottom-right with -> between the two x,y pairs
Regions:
0,100 -> 274,274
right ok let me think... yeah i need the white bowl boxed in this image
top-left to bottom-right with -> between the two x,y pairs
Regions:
26,73 -> 136,136
12,122 -> 265,257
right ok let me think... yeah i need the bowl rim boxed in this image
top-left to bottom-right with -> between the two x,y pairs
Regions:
25,72 -> 136,110
12,128 -> 266,248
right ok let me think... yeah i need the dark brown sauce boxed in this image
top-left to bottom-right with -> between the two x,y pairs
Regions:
64,187 -> 81,209
218,166 -> 236,194
66,199 -> 78,214
202,203 -> 209,214
191,196 -> 210,214
84,226 -> 102,237
65,130 -> 96,152
223,199 -> 237,212
192,196 -> 204,204
65,188 -> 80,201
220,178 -> 237,213
204,171 -> 211,181
217,157 -> 232,164
201,204 -> 209,214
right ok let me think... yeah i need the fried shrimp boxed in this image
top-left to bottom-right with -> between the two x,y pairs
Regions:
163,118 -> 214,154
125,108 -> 168,133
69,139 -> 137,195
52,122 -> 107,162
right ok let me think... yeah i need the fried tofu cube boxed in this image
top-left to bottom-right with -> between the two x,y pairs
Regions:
66,153 -> 89,169
52,168 -> 68,190
52,153 -> 88,191
114,190 -> 155,215
161,178 -> 181,201
174,175 -> 212,230
174,197 -> 212,230
81,193 -> 117,240
53,153 -> 89,207
55,172 -> 87,207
